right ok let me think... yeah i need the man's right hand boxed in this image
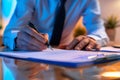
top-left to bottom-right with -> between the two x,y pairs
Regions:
15,25 -> 48,51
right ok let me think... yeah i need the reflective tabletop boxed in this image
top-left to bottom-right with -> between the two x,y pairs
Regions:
55,60 -> 120,80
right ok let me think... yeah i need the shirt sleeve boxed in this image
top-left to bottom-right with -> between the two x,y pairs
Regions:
82,0 -> 109,46
3,0 -> 35,50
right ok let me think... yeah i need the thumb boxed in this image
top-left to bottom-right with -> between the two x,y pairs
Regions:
42,33 -> 49,43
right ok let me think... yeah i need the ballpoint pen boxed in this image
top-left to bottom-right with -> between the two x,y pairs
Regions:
28,22 -> 53,50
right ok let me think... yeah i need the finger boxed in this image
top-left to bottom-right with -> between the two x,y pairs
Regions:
85,39 -> 96,51
75,38 -> 89,50
42,33 -> 48,41
42,33 -> 49,44
66,39 -> 79,49
66,36 -> 85,50
19,31 -> 47,49
21,25 -> 47,44
95,44 -> 101,51
17,41 -> 41,51
17,37 -> 46,51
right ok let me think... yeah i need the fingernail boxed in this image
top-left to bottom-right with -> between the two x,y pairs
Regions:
86,46 -> 91,50
75,47 -> 80,50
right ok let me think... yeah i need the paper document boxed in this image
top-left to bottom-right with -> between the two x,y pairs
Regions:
0,49 -> 101,62
100,47 -> 120,53
0,48 -> 120,68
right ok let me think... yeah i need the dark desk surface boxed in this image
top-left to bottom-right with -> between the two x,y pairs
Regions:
54,60 -> 120,80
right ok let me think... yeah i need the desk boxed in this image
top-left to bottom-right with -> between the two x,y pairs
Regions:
0,59 -> 2,80
0,47 -> 120,80
54,60 -> 120,80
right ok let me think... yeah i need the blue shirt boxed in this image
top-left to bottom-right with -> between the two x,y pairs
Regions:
3,0 -> 109,50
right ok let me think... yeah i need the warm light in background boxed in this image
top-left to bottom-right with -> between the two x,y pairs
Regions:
1,0 -> 16,35
100,0 -> 120,19
101,72 -> 120,79
111,0 -> 120,8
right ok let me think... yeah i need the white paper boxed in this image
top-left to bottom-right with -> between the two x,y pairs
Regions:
100,47 -> 120,54
0,47 -> 120,63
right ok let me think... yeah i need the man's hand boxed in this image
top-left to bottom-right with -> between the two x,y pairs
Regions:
15,25 -> 48,51
66,35 -> 100,50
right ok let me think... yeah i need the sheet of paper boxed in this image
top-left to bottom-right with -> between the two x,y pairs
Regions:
0,47 -> 120,63
0,48 -> 103,62
100,47 -> 120,53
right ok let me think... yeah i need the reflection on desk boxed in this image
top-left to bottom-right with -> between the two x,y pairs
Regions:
57,60 -> 120,80
100,61 -> 120,80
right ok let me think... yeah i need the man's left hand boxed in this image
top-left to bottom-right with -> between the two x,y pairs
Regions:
66,35 -> 100,51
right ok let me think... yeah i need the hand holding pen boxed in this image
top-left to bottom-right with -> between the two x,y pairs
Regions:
15,22 -> 51,51
28,22 -> 53,50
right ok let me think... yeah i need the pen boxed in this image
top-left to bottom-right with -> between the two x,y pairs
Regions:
94,54 -> 120,63
28,22 -> 53,50
88,54 -> 105,60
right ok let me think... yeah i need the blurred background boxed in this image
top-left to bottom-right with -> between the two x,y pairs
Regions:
0,0 -> 120,80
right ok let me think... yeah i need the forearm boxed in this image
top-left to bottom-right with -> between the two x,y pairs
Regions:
83,0 -> 109,46
3,0 -> 35,50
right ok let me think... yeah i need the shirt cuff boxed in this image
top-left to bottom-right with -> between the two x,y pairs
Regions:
87,35 -> 109,46
3,31 -> 18,50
